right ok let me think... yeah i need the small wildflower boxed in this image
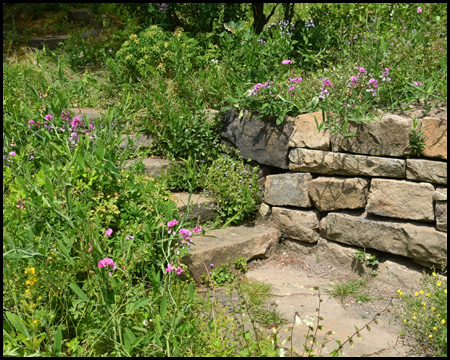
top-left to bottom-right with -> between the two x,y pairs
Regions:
437,280 -> 442,287
105,228 -> 113,237
282,60 -> 293,65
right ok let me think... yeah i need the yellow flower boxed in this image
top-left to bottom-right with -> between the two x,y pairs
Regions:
442,320 -> 446,324
414,292 -> 419,296
429,334 -> 433,338
419,290 -> 424,295
33,319 -> 38,325
25,289 -> 30,294
437,314 -> 441,317
431,307 -> 436,311
412,316 -> 417,319
445,289 -> 447,294
432,272 -> 437,277
397,289 -> 403,295
426,293 -> 430,297
421,302 -> 426,306
437,281 -> 441,287
404,319 -> 407,323
434,326 -> 438,330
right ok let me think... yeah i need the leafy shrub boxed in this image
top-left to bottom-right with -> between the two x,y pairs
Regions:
204,153 -> 263,225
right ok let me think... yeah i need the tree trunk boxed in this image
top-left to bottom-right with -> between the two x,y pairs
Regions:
252,3 -> 279,34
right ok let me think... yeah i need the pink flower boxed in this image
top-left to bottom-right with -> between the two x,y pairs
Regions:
179,228 -> 192,239
28,120 -> 36,125
358,67 -> 367,73
288,86 -> 296,92
98,257 -> 117,270
88,247 -> 93,252
45,114 -> 54,121
9,151 -> 16,156
282,60 -> 293,65
175,267 -> 184,275
414,81 -> 423,86
417,7 -> 422,13
192,226 -> 202,234
165,263 -> 175,272
105,228 -> 113,237
289,77 -> 302,83
368,78 -> 378,87
167,219 -> 179,228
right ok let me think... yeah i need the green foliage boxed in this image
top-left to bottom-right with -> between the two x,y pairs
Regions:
234,256 -> 249,274
352,248 -> 380,276
202,263 -> 236,287
325,278 -> 370,304
408,118 -> 426,157
396,265 -> 447,357
204,153 -> 263,225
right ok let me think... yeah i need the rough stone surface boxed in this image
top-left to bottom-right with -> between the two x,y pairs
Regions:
171,192 -> 216,223
434,187 -> 447,232
29,35 -> 69,50
308,176 -> 369,211
122,158 -> 180,178
220,108 -> 294,169
366,179 -> 435,222
119,134 -> 153,150
270,207 -> 320,243
288,111 -> 330,150
68,9 -> 94,24
406,158 -> 447,185
264,173 -> 312,207
183,225 -> 279,284
259,203 -> 271,219
419,117 -> 447,160
68,108 -> 105,123
319,212 -> 447,266
331,114 -> 414,157
316,238 -> 424,290
289,148 -> 406,178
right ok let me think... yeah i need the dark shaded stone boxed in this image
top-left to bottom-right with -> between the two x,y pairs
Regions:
29,35 -> 69,50
68,9 -> 94,24
220,108 -> 294,169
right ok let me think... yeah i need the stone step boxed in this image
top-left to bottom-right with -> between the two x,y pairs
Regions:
122,157 -> 181,178
68,108 -> 105,123
171,192 -> 216,223
183,224 -> 280,285
29,35 -> 69,50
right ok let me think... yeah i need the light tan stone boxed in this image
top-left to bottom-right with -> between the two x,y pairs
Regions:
319,212 -> 447,267
331,114 -> 414,157
271,207 -> 320,243
288,111 -> 330,150
418,117 -> 447,160
289,148 -> 405,178
434,187 -> 447,232
406,159 -> 447,185
308,177 -> 369,211
264,173 -> 312,207
366,179 -> 435,222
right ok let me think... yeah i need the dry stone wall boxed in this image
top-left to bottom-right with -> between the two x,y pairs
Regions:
221,109 -> 447,268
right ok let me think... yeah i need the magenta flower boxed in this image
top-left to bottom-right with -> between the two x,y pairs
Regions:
417,7 -> 422,14
45,114 -> 54,121
28,120 -> 36,125
289,77 -> 302,83
179,228 -> 192,239
167,219 -> 179,228
9,151 -> 16,156
105,228 -> 113,237
98,257 -> 116,270
192,226 -> 202,234
175,267 -> 184,275
282,60 -> 293,65
368,78 -> 378,87
414,81 -> 423,86
358,67 -> 367,73
288,86 -> 296,92
165,263 -> 175,272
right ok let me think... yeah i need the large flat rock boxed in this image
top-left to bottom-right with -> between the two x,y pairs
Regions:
289,148 -> 406,178
29,35 -> 69,50
270,207 -> 320,243
406,158 -> 447,185
264,173 -> 312,207
319,212 -> 447,267
171,192 -> 216,223
183,225 -> 280,284
220,108 -> 293,169
287,111 -> 330,150
419,116 -> 447,160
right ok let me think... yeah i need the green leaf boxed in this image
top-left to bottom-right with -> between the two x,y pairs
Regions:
160,296 -> 167,318
53,324 -> 63,355
5,312 -> 30,338
127,297 -> 152,314
124,327 -> 136,345
69,283 -> 88,302
188,282 -> 194,302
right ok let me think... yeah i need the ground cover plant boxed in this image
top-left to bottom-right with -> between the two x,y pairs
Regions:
3,2 -> 447,357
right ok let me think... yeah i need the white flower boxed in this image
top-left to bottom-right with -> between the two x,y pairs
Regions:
304,315 -> 314,327
278,348 -> 286,357
295,314 -> 302,326
143,320 -> 149,326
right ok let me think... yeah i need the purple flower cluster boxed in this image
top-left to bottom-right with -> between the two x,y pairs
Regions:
167,219 -> 202,250
165,263 -> 183,275
319,78 -> 333,99
98,257 -> 117,277
247,80 -> 274,96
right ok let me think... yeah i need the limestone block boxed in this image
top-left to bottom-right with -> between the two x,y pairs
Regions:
331,114 -> 414,157
406,159 -> 447,185
419,117 -> 447,160
183,225 -> 280,284
271,207 -> 320,243
308,177 -> 369,211
434,187 -> 447,232
221,108 -> 293,169
289,148 -> 405,178
119,134 -> 153,150
264,173 -> 312,207
319,212 -> 447,266
288,111 -> 330,150
366,179 -> 435,222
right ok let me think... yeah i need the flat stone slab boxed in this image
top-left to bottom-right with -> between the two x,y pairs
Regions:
171,192 -> 217,223
289,148 -> 406,178
122,158 -> 180,178
270,207 -> 321,243
29,35 -> 69,50
319,212 -> 447,267
288,111 -> 330,150
119,134 -> 153,150
246,261 -> 414,357
183,224 -> 280,284
264,173 -> 313,207
406,158 -> 447,185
